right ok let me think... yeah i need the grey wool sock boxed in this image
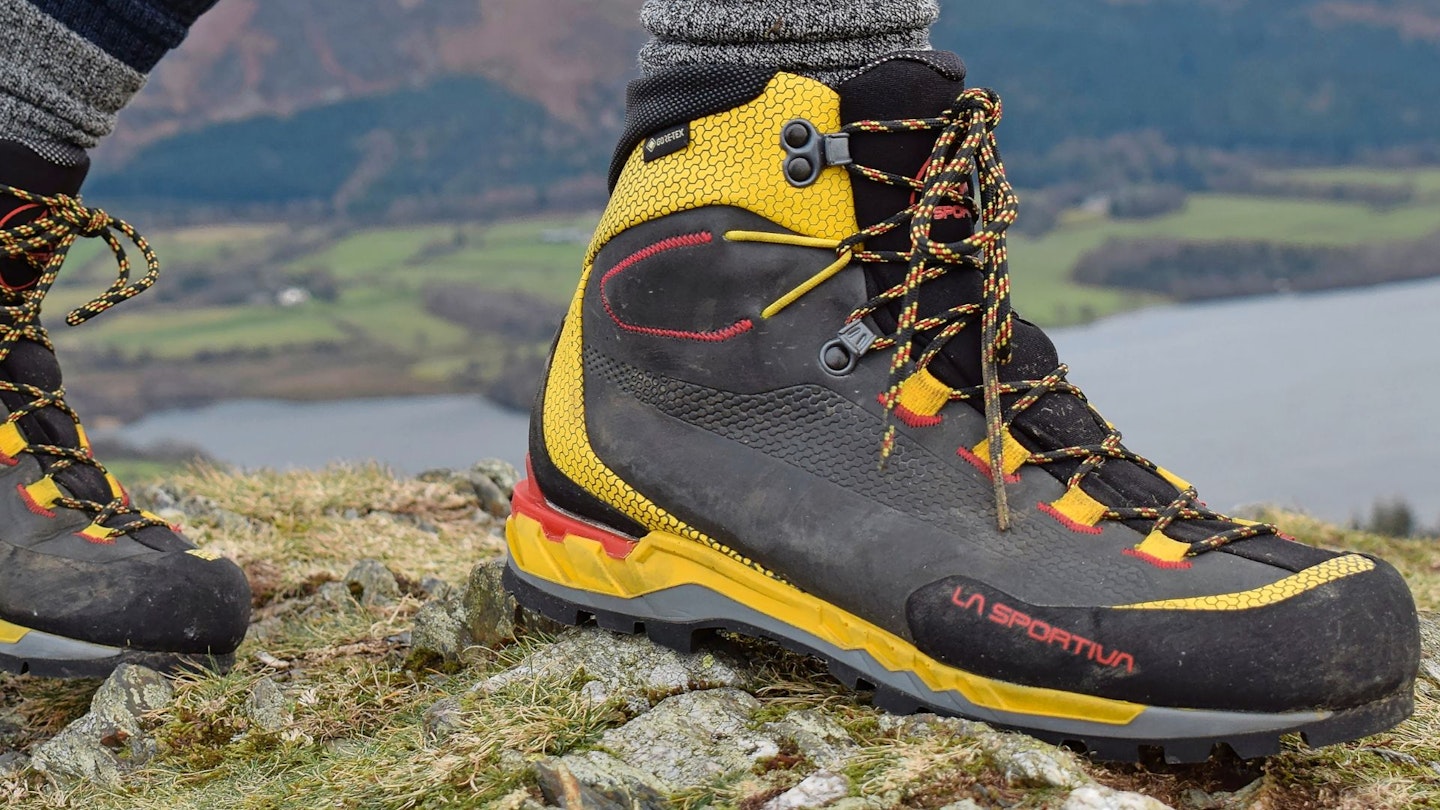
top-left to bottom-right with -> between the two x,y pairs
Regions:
0,0 -> 145,165
639,0 -> 940,84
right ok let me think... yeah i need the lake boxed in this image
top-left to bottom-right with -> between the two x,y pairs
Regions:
108,277 -> 1440,526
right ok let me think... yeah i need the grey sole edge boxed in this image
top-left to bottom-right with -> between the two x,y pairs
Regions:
0,626 -> 235,679
503,561 -> 1413,764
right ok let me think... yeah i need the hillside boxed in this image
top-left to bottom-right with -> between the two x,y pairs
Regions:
85,0 -> 1440,217
2,463 -> 1438,808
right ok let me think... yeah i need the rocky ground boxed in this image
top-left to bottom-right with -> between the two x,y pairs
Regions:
0,463 -> 1437,809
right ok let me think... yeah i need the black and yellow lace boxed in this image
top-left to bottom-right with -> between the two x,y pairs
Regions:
0,184 -> 168,535
836,88 -> 1278,554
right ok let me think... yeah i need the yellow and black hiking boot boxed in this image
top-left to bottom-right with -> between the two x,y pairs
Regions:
0,140 -> 250,678
503,53 -> 1420,762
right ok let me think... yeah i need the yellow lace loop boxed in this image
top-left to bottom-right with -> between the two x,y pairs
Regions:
831,88 -> 1277,551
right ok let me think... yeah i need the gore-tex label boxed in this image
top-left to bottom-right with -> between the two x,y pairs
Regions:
643,124 -> 690,162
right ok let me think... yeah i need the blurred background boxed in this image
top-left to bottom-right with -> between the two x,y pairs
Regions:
53,0 -> 1440,533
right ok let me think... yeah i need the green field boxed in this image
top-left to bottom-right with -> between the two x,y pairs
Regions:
44,169 -> 1440,378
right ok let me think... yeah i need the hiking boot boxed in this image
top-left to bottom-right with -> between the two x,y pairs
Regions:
502,54 -> 1420,762
0,140 -> 250,678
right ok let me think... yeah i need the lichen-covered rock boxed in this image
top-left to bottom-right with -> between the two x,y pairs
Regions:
987,735 -> 1087,789
463,559 -> 565,647
409,595 -> 471,670
245,677 -> 291,733
535,751 -> 669,810
596,688 -> 780,791
343,559 -> 400,606
476,627 -> 753,713
31,665 -> 175,787
135,483 -> 257,533
760,709 -> 858,769
423,696 -> 465,742
493,787 -> 558,810
874,712 -> 987,741
301,581 -> 364,620
1061,785 -> 1174,810
419,459 -> 520,518
761,770 -> 850,809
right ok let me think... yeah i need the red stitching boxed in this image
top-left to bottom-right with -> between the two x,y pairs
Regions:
876,394 -> 943,428
0,203 -> 42,229
16,483 -> 54,518
0,453 -> 16,467
1122,548 -> 1193,570
1037,501 -> 1102,535
0,204 -> 50,290
956,446 -> 1021,483
76,530 -> 116,545
600,232 -> 754,343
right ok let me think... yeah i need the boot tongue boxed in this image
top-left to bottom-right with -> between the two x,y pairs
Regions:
838,57 -> 1203,534
1,140 -> 89,291
0,142 -> 112,509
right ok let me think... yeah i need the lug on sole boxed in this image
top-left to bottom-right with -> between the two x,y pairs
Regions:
502,479 -> 1414,764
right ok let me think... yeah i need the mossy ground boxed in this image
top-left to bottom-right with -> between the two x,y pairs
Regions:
0,465 -> 1436,808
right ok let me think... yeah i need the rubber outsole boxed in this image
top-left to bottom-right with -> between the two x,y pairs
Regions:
503,561 -> 1414,764
0,622 -> 235,680
0,650 -> 235,680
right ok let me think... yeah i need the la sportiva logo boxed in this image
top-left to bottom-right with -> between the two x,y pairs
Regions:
951,585 -> 1135,673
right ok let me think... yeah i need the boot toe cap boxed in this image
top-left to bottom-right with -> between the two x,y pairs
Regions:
906,553 -> 1419,714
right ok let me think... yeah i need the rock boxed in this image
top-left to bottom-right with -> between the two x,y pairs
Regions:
410,559 -> 569,671
464,559 -> 522,647
1184,779 -> 1264,810
423,696 -> 466,742
419,576 -> 453,600
31,665 -> 175,788
936,802 -> 984,810
472,459 -> 521,517
419,459 -> 520,518
1061,785 -> 1173,810
492,788 -> 557,810
597,688 -> 781,791
535,751 -> 669,810
410,595 -> 472,671
303,581 -> 363,619
463,559 -> 566,647
761,709 -> 858,769
830,800 -> 885,810
476,627 -> 752,714
245,677 -> 290,733
875,712 -> 986,741
0,751 -> 29,778
343,559 -> 400,606
985,735 -> 1086,789
761,770 -> 850,809
135,483 -> 256,533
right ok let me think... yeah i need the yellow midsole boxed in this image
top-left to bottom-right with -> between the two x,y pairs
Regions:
506,510 -> 1146,726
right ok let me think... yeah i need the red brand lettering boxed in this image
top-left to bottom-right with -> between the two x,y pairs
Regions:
950,586 -> 986,617
955,589 -> 1135,674
932,205 -> 972,221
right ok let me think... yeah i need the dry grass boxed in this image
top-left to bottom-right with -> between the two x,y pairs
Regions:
1,469 -> 1438,808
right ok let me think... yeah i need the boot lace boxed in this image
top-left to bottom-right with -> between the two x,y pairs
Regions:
0,183 -> 169,536
835,88 -> 1277,554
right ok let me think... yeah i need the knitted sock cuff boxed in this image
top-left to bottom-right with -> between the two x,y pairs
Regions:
0,0 -> 145,157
